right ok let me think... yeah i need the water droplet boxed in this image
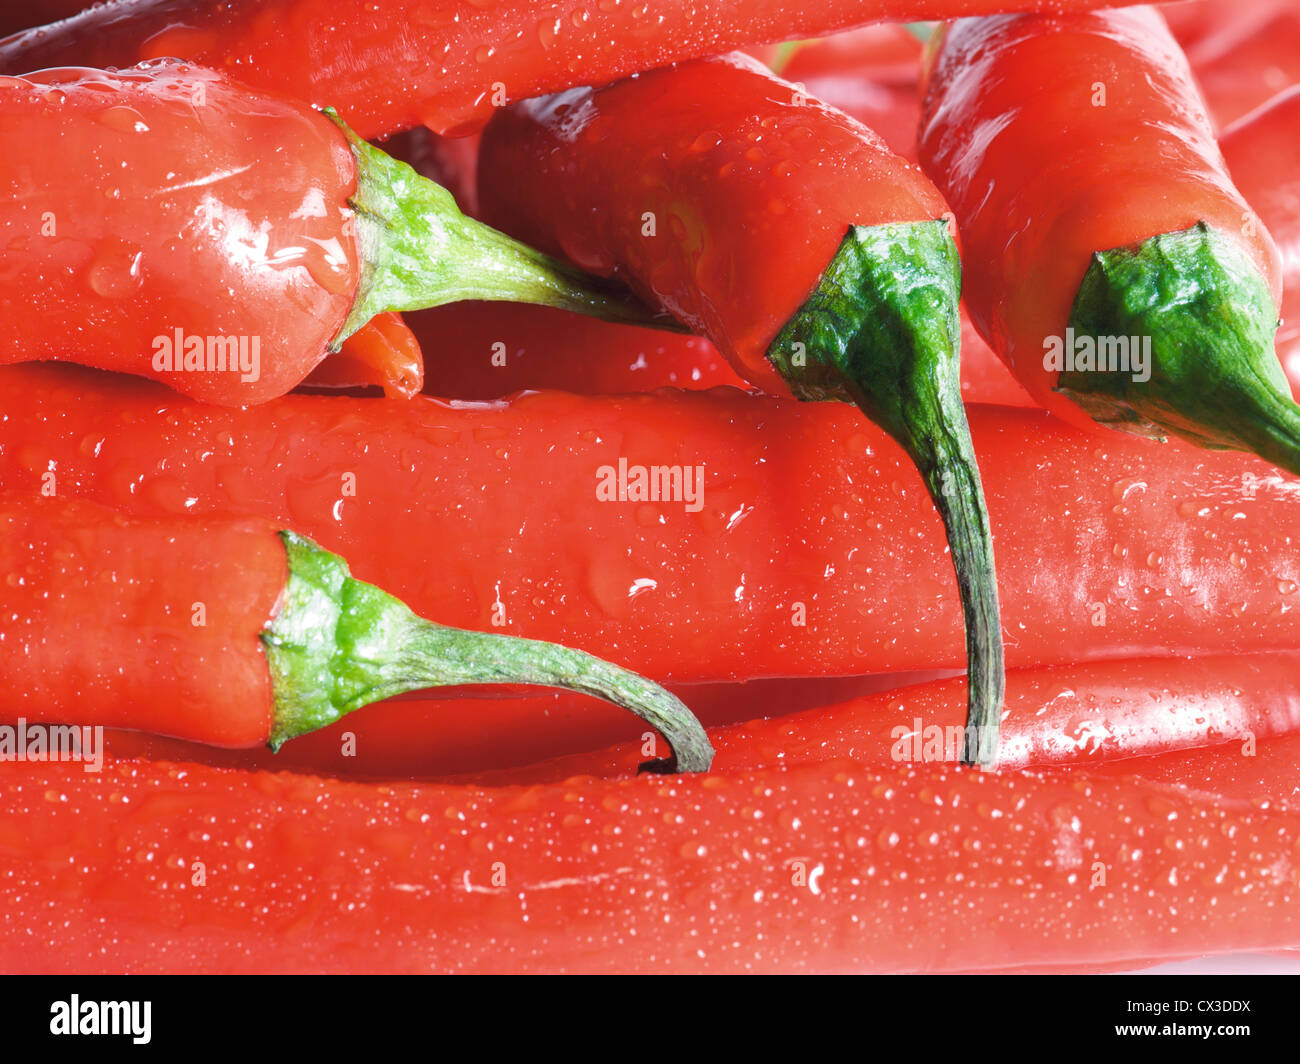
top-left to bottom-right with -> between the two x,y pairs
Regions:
87,244 -> 144,299
688,131 -> 722,154
97,105 -> 150,134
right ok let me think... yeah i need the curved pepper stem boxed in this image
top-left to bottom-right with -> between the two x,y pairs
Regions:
325,109 -> 683,346
261,531 -> 713,774
767,221 -> 1005,768
1059,222 -> 1300,475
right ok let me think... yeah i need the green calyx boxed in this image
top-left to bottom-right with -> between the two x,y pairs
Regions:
260,531 -> 713,773
324,109 -> 680,346
767,221 -> 1005,768
1058,221 -> 1300,475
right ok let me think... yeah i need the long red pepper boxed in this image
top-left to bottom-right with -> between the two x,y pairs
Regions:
478,53 -> 1005,765
462,652 -> 1300,786
0,0 -> 1124,142
920,8 -> 1300,475
107,652 -> 1300,784
95,676 -> 902,779
394,119 -> 1024,405
5,741 -> 1299,973
6,365 -> 1300,684
0,61 -> 662,406
0,495 -> 711,769
402,299 -> 1030,405
1221,87 -> 1300,388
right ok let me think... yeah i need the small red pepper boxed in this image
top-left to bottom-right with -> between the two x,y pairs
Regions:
0,0 -> 1127,141
321,312 -> 425,399
0,61 -> 663,405
920,9 -> 1298,475
479,53 -> 1005,764
0,495 -> 711,769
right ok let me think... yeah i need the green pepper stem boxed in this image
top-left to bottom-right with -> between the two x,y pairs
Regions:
767,221 -> 1005,768
261,531 -> 713,773
1059,222 -> 1300,475
325,109 -> 683,346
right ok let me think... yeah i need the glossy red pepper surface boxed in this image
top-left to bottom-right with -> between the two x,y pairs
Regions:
918,7 -> 1282,430
0,60 -> 358,405
466,653 -> 1300,785
4,735 -> 1299,973
1,497 -> 283,746
0,0 -> 1125,140
6,365 -> 1300,684
311,312 -> 425,398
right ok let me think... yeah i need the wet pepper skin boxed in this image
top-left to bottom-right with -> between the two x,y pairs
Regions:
4,742 -> 1300,973
0,0 -> 1124,141
918,7 -> 1282,431
0,498 -> 283,746
0,61 -> 359,405
5,364 -> 1300,682
479,53 -> 952,396
468,652 -> 1300,786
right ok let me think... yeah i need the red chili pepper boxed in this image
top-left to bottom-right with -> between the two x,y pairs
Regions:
112,650 -> 1300,784
479,53 -> 1006,764
317,312 -> 425,398
458,652 -> 1300,786
5,736 -> 1299,973
748,28 -> 1034,408
0,0 -> 1126,142
0,61 -> 663,405
1186,3 -> 1300,129
96,676 -> 892,779
396,298 -> 1028,404
0,494 -> 711,769
920,9 -> 1299,477
7,365 -> 1300,689
1221,86 -> 1300,388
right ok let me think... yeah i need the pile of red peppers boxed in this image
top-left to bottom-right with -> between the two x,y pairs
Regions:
2,0 -> 1300,974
